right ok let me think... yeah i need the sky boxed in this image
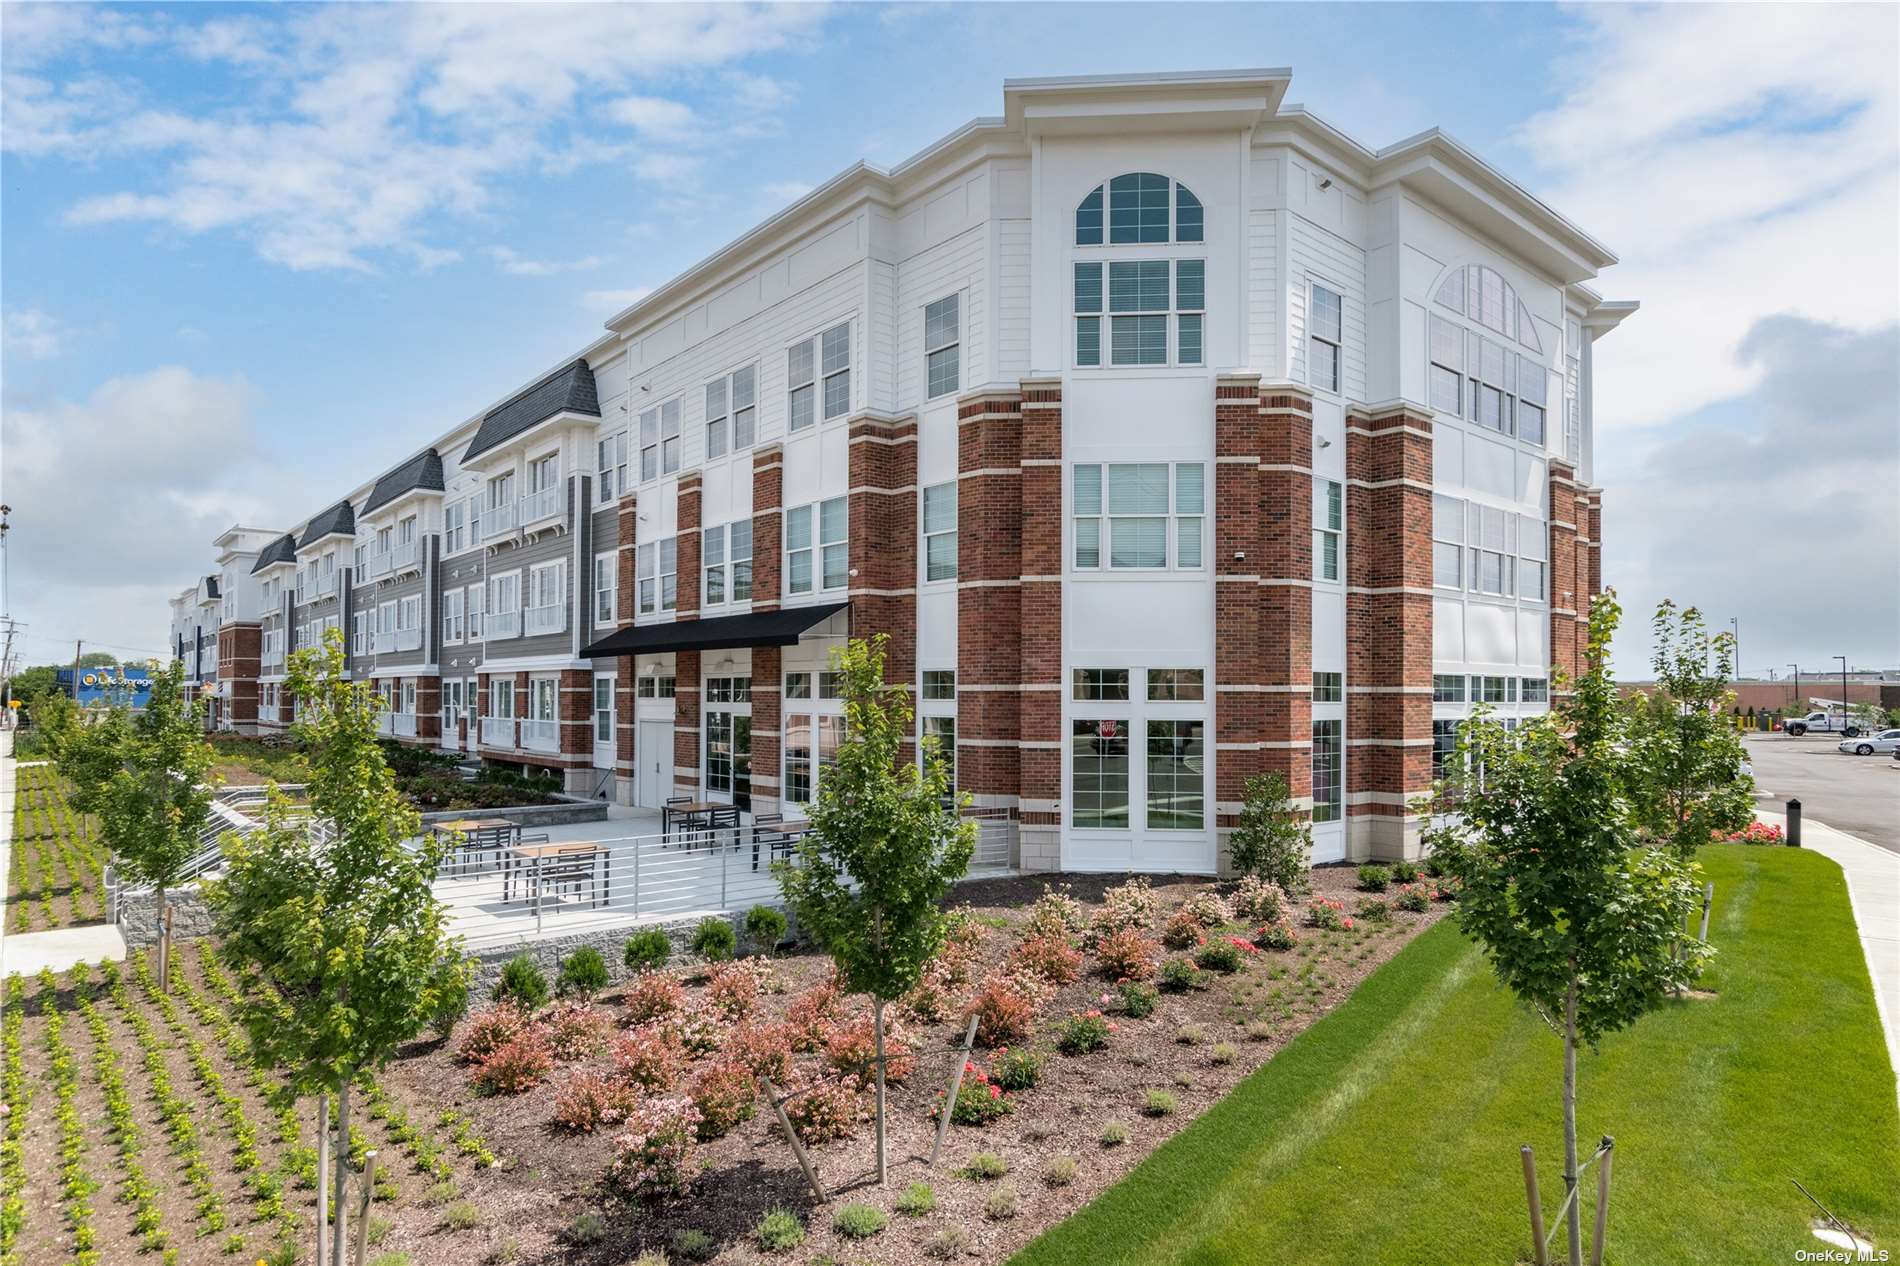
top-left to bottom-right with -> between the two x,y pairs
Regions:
2,1 -> 1896,680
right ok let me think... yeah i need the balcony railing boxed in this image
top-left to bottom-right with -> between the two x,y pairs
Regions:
480,716 -> 514,747
361,552 -> 391,580
519,485 -> 561,528
373,631 -> 396,654
395,627 -> 422,652
482,500 -> 518,540
524,603 -> 565,636
391,713 -> 417,738
519,718 -> 558,752
388,539 -> 420,573
486,611 -> 521,640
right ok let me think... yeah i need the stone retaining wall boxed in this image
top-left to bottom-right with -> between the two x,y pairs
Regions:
464,904 -> 803,996
112,880 -> 216,947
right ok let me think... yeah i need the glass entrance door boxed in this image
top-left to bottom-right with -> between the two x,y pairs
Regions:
705,711 -> 752,812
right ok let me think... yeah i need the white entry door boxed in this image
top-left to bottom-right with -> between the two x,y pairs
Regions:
637,718 -> 671,808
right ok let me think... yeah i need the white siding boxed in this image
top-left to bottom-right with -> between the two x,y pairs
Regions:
895,222 -> 987,408
1247,208 -> 1279,376
995,218 -> 1031,377
1286,215 -> 1368,399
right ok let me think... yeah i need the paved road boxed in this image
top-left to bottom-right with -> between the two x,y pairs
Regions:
1744,731 -> 1900,854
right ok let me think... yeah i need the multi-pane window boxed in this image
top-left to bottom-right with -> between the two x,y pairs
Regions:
636,674 -> 677,699
924,295 -> 960,399
444,501 -> 466,554
1312,672 -> 1343,703
637,538 -> 677,615
1073,668 -> 1131,701
1073,259 -> 1205,367
1477,675 -> 1511,704
593,677 -> 614,743
597,430 -> 629,504
1470,504 -> 1518,597
788,323 -> 851,430
922,483 -> 957,582
350,614 -> 365,657
527,561 -> 566,634
784,672 -> 811,700
639,400 -> 680,481
489,677 -> 516,721
705,365 -> 757,460
702,521 -> 752,606
1432,718 -> 1461,779
1073,172 -> 1203,246
487,572 -> 519,636
1428,314 -> 1463,416
1432,674 -> 1467,703
398,594 -> 421,633
1433,494 -> 1464,589
443,589 -> 464,643
1312,719 -> 1342,823
785,498 -> 846,595
921,715 -> 955,787
1146,720 -> 1204,830
1146,669 -> 1204,701
1313,478 -> 1343,582
1071,719 -> 1131,829
594,553 -> 616,625
1072,463 -> 1204,570
1309,283 -> 1342,393
921,670 -> 956,702
704,676 -> 752,704
1522,677 -> 1549,703
1432,270 -> 1550,446
1518,513 -> 1547,601
465,584 -> 483,640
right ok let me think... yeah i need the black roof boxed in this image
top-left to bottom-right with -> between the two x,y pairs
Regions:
297,500 -> 356,549
363,448 -> 445,516
583,602 -> 850,658
251,534 -> 298,573
463,359 -> 599,462
203,576 -> 221,600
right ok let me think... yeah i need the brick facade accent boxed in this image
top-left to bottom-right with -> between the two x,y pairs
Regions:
673,649 -> 701,797
955,387 -> 1026,809
1343,402 -> 1434,860
614,493 -> 640,782
1017,378 -> 1063,830
846,412 -> 919,718
415,676 -> 441,741
751,444 -> 784,613
750,645 -> 781,817
217,623 -> 261,728
676,472 -> 702,616
1548,461 -> 1586,687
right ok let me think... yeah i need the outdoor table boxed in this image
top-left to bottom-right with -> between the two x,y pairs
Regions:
503,841 -> 609,909
662,800 -> 720,840
432,817 -> 520,875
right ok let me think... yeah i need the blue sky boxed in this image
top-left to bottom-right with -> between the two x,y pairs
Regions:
2,2 -> 1895,675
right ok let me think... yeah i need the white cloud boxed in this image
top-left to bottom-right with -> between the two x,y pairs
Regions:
484,245 -> 605,277
2,307 -> 67,359
605,95 -> 700,143
582,286 -> 654,315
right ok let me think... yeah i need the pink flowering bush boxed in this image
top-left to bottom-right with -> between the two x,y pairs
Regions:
1430,875 -> 1464,903
931,1061 -> 1014,1126
1230,875 -> 1289,925
1161,909 -> 1207,950
1305,896 -> 1348,931
1393,883 -> 1430,914
612,1025 -> 686,1092
781,1076 -> 866,1145
542,998 -> 612,1061
706,959 -> 776,1020
456,1000 -> 536,1066
667,999 -> 729,1058
723,1020 -> 796,1084
785,978 -> 845,1050
1023,887 -> 1089,941
1178,889 -> 1232,929
551,1070 -> 637,1134
1094,926 -> 1161,982
1716,821 -> 1785,845
1253,920 -> 1299,951
1084,877 -> 1159,949
473,1027 -> 556,1094
1009,932 -> 1084,986
963,973 -> 1041,1048
608,1096 -> 701,1198
622,970 -> 686,1026
689,1059 -> 758,1139
823,1013 -> 916,1084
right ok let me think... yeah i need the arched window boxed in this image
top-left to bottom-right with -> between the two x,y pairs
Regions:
1075,173 -> 1203,246
1427,265 -> 1550,446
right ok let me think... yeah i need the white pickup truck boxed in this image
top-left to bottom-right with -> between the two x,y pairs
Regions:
1784,711 -> 1864,737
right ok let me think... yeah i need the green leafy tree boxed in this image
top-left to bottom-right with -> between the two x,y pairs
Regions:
775,636 -> 976,1183
76,651 -> 120,670
1422,594 -> 1708,1266
1622,601 -> 1754,857
209,629 -> 469,1264
53,698 -> 133,815
98,659 -> 217,990
1225,771 -> 1313,892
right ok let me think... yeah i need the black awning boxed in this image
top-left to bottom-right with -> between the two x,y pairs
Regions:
582,601 -> 849,658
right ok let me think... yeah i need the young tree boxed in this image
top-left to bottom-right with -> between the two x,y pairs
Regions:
98,659 -> 217,990
53,701 -> 133,816
1225,771 -> 1313,893
775,635 -> 976,1184
1422,595 -> 1708,1266
1622,601 -> 1754,857
209,629 -> 469,1264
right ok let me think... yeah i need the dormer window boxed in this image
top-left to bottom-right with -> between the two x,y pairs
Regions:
1075,173 -> 1203,246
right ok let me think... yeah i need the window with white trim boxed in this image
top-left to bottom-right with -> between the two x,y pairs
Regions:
527,560 -> 565,634
1309,283 -> 1342,393
924,295 -> 960,399
1074,172 -> 1203,246
702,521 -> 752,607
1519,512 -> 1547,602
442,589 -> 464,644
488,571 -> 520,636
444,500 -> 466,554
788,323 -> 850,431
1072,463 -> 1204,570
350,613 -> 366,656
637,673 -> 676,699
921,670 -> 956,702
1312,672 -> 1343,703
1433,494 -> 1464,589
593,675 -> 614,743
489,676 -> 516,720
704,364 -> 757,460
1433,718 -> 1460,779
593,552 -> 617,626
1313,478 -> 1343,582
1433,674 -> 1467,703
465,583 -> 483,640
1073,259 -> 1205,368
786,497 -> 847,595
1432,266 -> 1550,445
597,429 -> 629,504
637,538 -> 677,615
1146,669 -> 1204,701
1470,504 -> 1518,597
398,595 -> 420,635
487,472 -> 514,518
639,400 -> 680,481
1522,677 -> 1549,703
922,482 -> 957,583
1312,719 -> 1342,823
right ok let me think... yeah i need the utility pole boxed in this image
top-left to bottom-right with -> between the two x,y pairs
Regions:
1728,617 -> 1739,681
1788,663 -> 1800,716
73,640 -> 83,704
1836,655 -> 1850,733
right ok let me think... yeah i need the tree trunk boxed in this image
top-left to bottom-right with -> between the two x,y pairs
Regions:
315,1094 -> 329,1266
156,885 -> 170,994
331,1080 -> 351,1266
1563,974 -> 1582,1266
873,997 -> 888,1186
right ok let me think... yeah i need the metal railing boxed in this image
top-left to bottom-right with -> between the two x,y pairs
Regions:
524,603 -> 565,636
518,718 -> 558,752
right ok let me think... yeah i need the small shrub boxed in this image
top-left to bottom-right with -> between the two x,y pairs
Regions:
1394,883 -> 1430,914
1230,874 -> 1289,924
429,981 -> 470,1043
669,999 -> 729,1058
607,1096 -> 701,1198
556,946 -> 611,998
1245,1019 -> 1275,1042
1054,1009 -> 1114,1055
1158,957 -> 1201,993
1356,897 -> 1392,923
784,979 -> 844,1049
442,1201 -> 481,1231
423,1179 -> 458,1206
1113,979 -> 1158,1018
823,1012 -> 915,1083
754,1206 -> 805,1253
688,1059 -> 757,1139
1043,1154 -> 1078,1187
991,1044 -> 1047,1092
1391,859 -> 1420,883
542,998 -> 611,1061
1010,931 -> 1084,985
690,916 -> 737,963
483,1238 -> 522,1266
365,1217 -> 393,1246
1086,877 -> 1160,948
1305,897 -> 1349,932
456,1001 -> 535,1065
367,1255 -> 412,1266
1356,864 -> 1391,893
744,904 -> 789,953
984,1183 -> 1020,1221
1193,939 -> 1244,974
1229,772 -> 1313,893
926,1228 -> 972,1260
1253,920 -> 1299,951
622,969 -> 686,1025
1024,886 -> 1088,940
491,954 -> 550,1010
630,1255 -> 667,1266
934,1061 -> 1013,1126
671,1228 -> 716,1262
1143,1089 -> 1178,1117
964,973 -> 1040,1048
1099,1121 -> 1129,1147
1178,889 -> 1231,928
705,958 -> 768,1019
781,1076 -> 864,1145
612,1024 -> 686,1092
832,1203 -> 889,1240
963,1151 -> 1009,1180
563,1211 -> 607,1246
894,1181 -> 937,1216
1210,1042 -> 1237,1065
1094,926 -> 1161,982
1161,909 -> 1206,950
624,928 -> 672,973
723,1020 -> 795,1084
551,1070 -> 636,1134
473,1028 -> 555,1094
1176,1022 -> 1208,1046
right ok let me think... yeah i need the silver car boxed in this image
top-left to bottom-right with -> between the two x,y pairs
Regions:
1839,728 -> 1900,755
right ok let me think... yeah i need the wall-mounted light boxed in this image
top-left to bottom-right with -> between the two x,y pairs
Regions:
1233,551 -> 1246,561
1315,436 -> 1332,449
1318,176 -> 1333,190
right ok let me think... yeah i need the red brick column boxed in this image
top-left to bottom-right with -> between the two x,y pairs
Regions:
751,444 -> 783,612
515,672 -> 530,754
673,650 -> 701,798
1548,462 -> 1585,688
416,677 -> 441,742
847,412 -> 919,719
750,645 -> 781,816
1213,376 -> 1267,832
1581,484 -> 1603,612
1344,403 -> 1434,860
955,387 -> 1024,820
1017,377 -> 1063,860
1259,388 -> 1316,807
676,472 -> 702,616
218,623 -> 261,729
559,668 -> 591,759
614,494 -> 639,788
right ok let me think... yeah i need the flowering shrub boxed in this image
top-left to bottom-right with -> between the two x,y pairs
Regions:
1053,1009 -> 1115,1055
1094,927 -> 1161,982
612,1025 -> 685,1092
608,1096 -> 701,1198
1305,897 -> 1348,931
1716,821 -> 1785,845
1230,875 -> 1289,925
689,1059 -> 758,1139
1431,875 -> 1463,903
785,979 -> 844,1050
901,960 -> 961,1025
781,1077 -> 865,1145
1158,957 -> 1201,993
937,913 -> 990,982
551,1070 -> 636,1134
823,1013 -> 916,1084
1161,909 -> 1207,950
1024,886 -> 1089,941
1355,897 -> 1392,923
1178,889 -> 1232,928
1193,939 -> 1247,973
1253,920 -> 1299,951
932,1062 -> 1013,1126
1393,884 -> 1430,914
542,999 -> 611,1062
723,1021 -> 795,1084
1112,979 -> 1158,1018
990,1045 -> 1047,1092
622,971 -> 686,1026
706,959 -> 772,1020
964,973 -> 1041,1048
1085,878 -> 1159,949
456,1001 -> 536,1066
1009,932 -> 1083,986
669,1000 -> 729,1058
473,1027 -> 556,1094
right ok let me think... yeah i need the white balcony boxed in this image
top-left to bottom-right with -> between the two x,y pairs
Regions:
480,716 -> 514,747
373,631 -> 396,654
362,552 -> 391,580
524,603 -> 565,637
519,485 -> 562,528
519,718 -> 559,752
395,627 -> 422,652
482,501 -> 518,540
486,611 -> 521,640
388,539 -> 420,573
392,713 -> 417,738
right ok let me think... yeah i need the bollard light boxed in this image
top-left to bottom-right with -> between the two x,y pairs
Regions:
1786,799 -> 1802,848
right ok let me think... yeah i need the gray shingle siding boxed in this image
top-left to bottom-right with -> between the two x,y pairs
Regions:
463,360 -> 600,463
251,534 -> 298,574
298,500 -> 357,549
362,449 -> 446,517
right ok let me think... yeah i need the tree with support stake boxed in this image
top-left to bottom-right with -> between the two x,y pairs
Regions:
209,629 -> 470,1266
775,635 -> 976,1186
1422,594 -> 1708,1266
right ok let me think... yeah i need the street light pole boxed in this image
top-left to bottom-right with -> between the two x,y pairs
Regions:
1728,617 -> 1739,680
1788,663 -> 1800,717
1836,655 -> 1850,734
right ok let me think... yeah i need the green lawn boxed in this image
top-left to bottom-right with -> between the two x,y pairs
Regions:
1014,845 -> 1899,1265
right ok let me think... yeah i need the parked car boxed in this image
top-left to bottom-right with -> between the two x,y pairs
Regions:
1838,729 -> 1900,756
1785,711 -> 1863,737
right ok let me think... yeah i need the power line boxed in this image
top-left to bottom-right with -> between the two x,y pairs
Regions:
11,630 -> 172,660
